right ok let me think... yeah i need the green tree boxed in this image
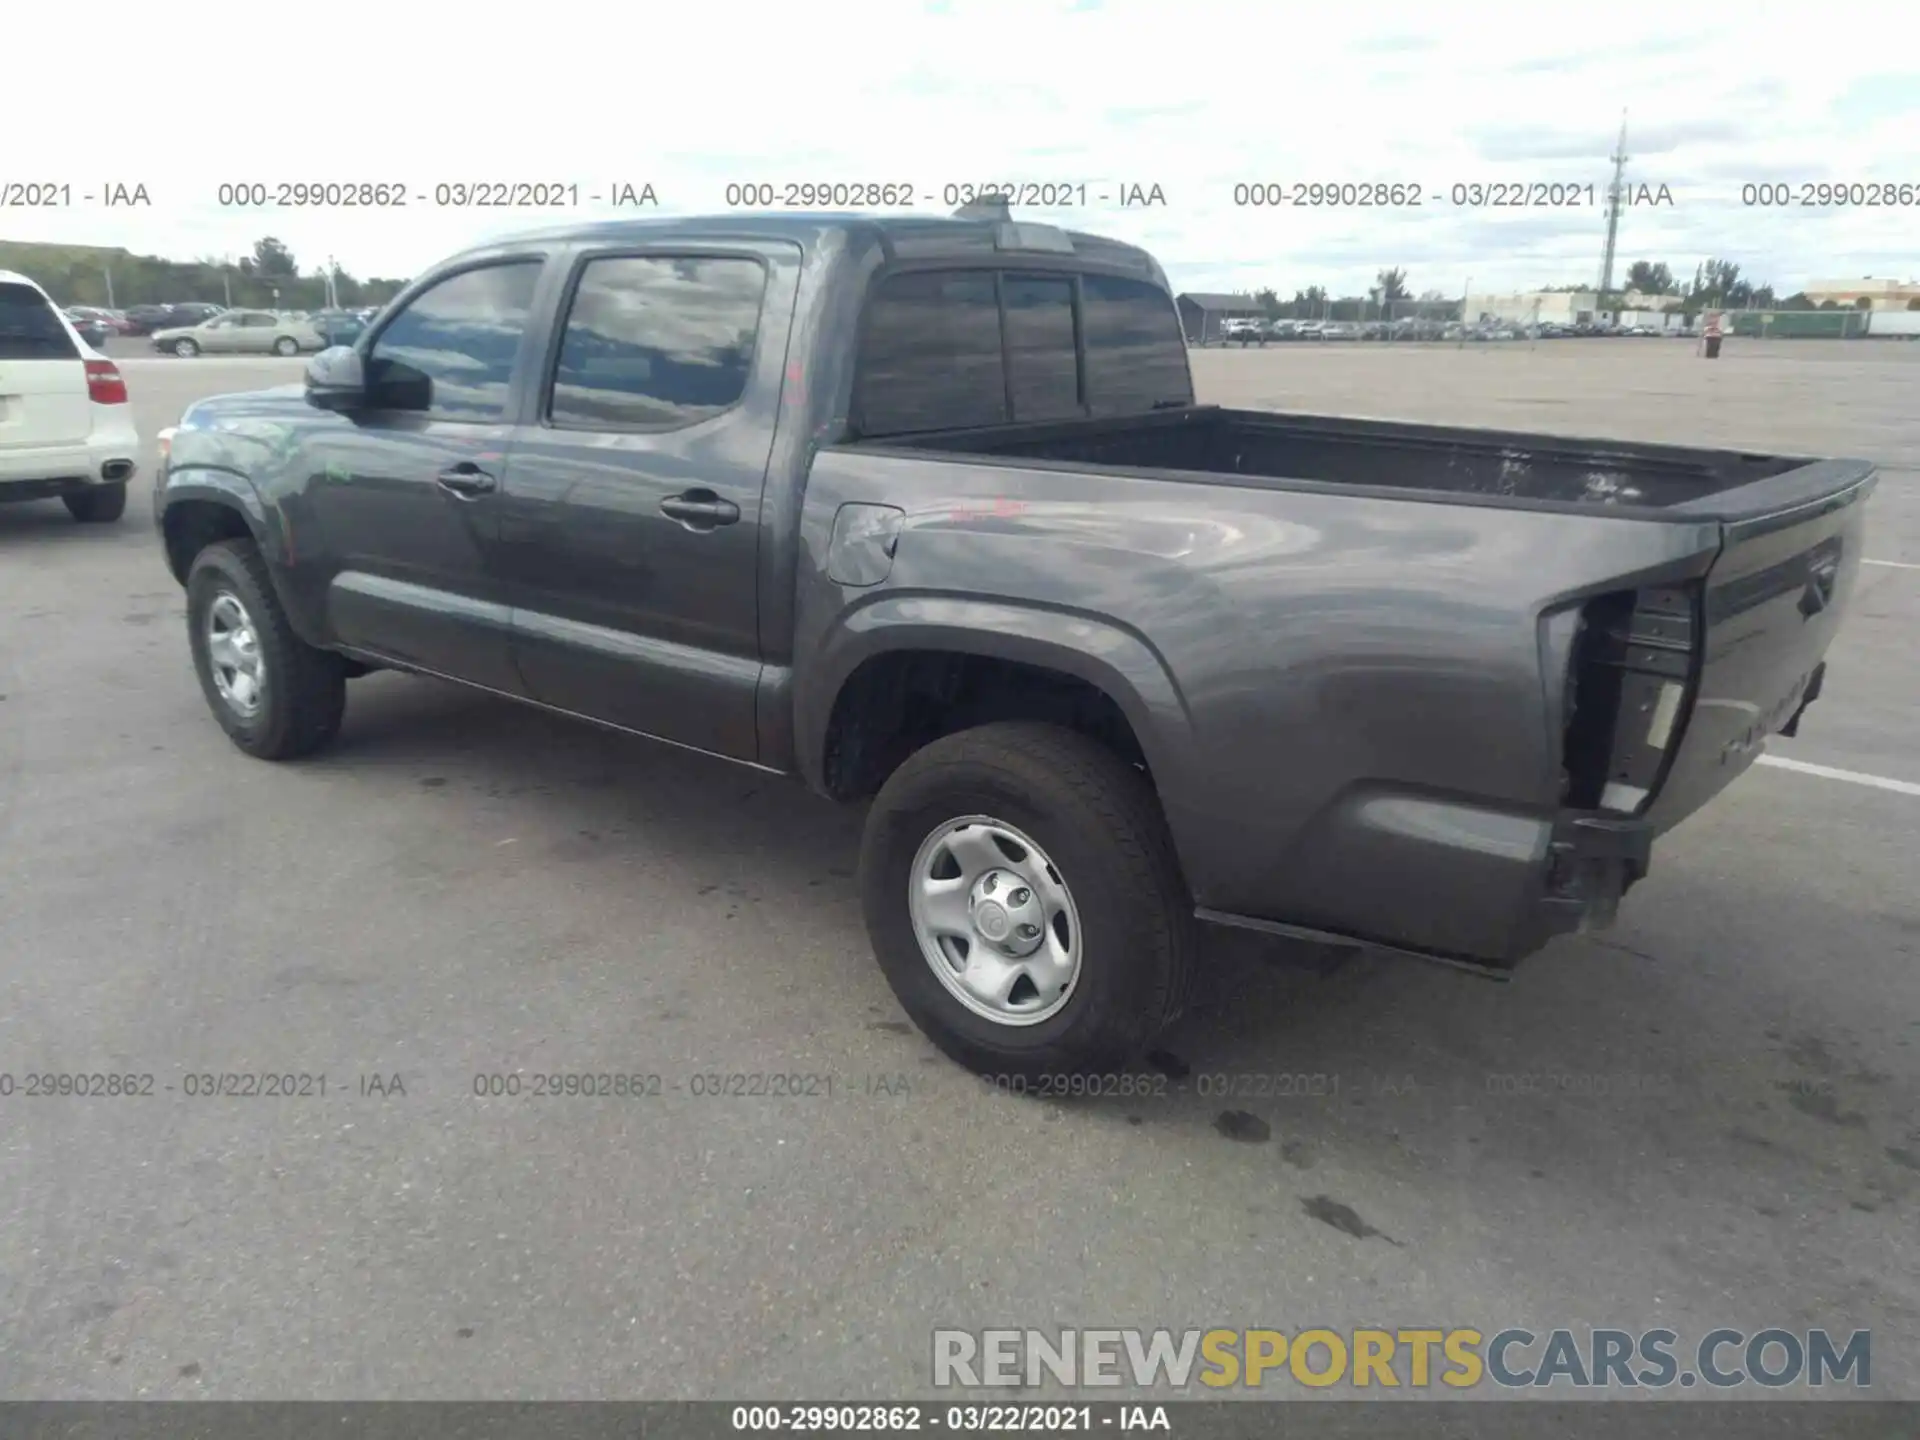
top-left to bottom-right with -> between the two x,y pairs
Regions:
1375,267 -> 1410,302
251,236 -> 298,277
1697,259 -> 1742,303
1624,260 -> 1675,294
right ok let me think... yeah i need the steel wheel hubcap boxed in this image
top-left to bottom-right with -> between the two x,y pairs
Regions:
908,815 -> 1082,1026
206,591 -> 265,716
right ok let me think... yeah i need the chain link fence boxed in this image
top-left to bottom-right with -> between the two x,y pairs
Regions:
1190,298 -> 1912,347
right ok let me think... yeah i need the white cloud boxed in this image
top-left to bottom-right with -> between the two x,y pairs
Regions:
6,0 -> 1915,295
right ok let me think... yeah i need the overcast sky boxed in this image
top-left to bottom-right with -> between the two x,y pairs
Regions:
7,0 -> 1915,297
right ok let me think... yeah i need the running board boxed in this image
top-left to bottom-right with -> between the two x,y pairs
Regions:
1193,908 -> 1515,982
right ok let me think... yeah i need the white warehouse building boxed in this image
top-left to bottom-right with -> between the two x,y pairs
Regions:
1463,291 -> 1610,326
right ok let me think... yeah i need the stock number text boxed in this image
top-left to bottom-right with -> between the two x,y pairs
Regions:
1742,182 -> 1917,207
217,182 -> 408,208
1234,182 -> 1423,208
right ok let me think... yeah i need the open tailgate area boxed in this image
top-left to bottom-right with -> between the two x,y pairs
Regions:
1589,459 -> 1879,834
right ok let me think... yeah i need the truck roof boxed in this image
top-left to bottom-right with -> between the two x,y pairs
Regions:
454,212 -> 1169,286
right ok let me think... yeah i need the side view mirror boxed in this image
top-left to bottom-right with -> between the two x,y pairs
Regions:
305,346 -> 367,412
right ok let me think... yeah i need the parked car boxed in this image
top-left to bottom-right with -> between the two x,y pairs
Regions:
151,308 -> 324,357
64,309 -> 116,350
308,308 -> 370,346
0,270 -> 137,522
120,304 -> 173,335
1219,317 -> 1268,345
66,304 -> 127,334
121,302 -> 224,336
152,211 -> 1875,1078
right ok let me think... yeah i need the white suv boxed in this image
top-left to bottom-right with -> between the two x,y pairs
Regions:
0,269 -> 140,523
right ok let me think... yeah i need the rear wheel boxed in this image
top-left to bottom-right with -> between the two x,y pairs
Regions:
64,484 -> 126,523
272,336 -> 298,356
185,539 -> 346,760
859,722 -> 1197,1081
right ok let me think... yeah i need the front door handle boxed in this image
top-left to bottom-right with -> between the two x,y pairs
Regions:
436,463 -> 496,499
659,490 -> 740,528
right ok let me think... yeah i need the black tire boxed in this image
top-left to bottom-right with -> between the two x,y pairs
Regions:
272,336 -> 298,356
859,721 -> 1197,1080
173,338 -> 199,357
64,484 -> 126,523
185,539 -> 346,760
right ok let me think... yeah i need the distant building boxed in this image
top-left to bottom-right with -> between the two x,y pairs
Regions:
1176,292 -> 1265,345
1463,291 -> 1613,326
1801,277 -> 1920,311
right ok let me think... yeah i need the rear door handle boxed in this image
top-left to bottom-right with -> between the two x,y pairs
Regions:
659,490 -> 740,528
436,463 -> 496,499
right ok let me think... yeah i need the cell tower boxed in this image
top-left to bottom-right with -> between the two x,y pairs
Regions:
1598,111 -> 1630,294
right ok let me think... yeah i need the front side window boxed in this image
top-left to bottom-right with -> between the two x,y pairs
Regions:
368,261 -> 541,420
548,256 -> 766,430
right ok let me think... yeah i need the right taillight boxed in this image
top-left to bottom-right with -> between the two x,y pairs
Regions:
1562,585 -> 1701,814
85,358 -> 128,404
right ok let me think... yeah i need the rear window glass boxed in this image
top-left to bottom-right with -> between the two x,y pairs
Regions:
1002,276 -> 1080,422
0,283 -> 80,360
855,271 -> 1008,436
854,268 -> 1189,438
1081,274 -> 1192,416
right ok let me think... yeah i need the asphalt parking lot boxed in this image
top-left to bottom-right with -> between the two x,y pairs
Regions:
1,341 -> 1915,1401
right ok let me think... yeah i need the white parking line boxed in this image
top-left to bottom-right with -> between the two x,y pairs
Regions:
1863,558 -> 1919,570
1756,754 -> 1920,797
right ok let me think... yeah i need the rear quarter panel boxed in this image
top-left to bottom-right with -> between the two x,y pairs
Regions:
795,450 -> 1726,960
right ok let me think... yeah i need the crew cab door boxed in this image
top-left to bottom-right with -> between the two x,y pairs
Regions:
493,240 -> 801,762
300,256 -> 550,694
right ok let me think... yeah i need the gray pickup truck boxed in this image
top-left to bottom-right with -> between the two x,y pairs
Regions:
153,205 -> 1875,1078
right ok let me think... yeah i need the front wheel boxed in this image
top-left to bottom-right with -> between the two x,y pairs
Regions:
272,336 -> 298,356
173,338 -> 199,357
859,722 -> 1197,1081
185,539 -> 347,759
64,484 -> 126,523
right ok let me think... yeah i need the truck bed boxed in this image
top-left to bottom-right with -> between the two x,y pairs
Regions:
814,400 -> 1875,966
895,405 -> 1806,512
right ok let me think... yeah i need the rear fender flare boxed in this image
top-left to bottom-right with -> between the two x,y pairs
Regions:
799,592 -> 1197,806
